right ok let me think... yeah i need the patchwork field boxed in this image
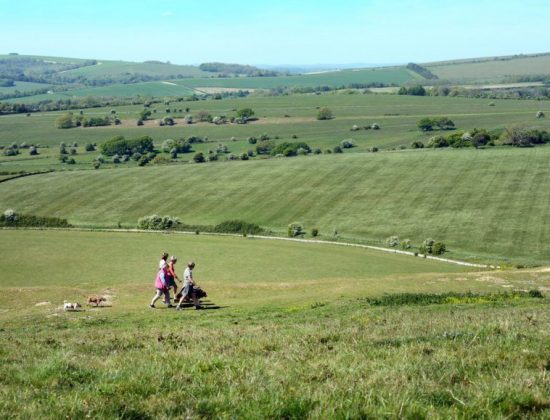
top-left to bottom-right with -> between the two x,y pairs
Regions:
0,230 -> 548,418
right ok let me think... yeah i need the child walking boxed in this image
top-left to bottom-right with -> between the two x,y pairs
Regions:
150,264 -> 172,308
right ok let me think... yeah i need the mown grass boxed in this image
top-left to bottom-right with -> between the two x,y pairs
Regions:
0,230 -> 548,418
4,146 -> 550,265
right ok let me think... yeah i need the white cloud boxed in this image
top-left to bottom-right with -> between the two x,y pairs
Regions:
161,11 -> 174,17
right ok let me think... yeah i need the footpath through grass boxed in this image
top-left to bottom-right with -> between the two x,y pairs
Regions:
0,231 -> 548,418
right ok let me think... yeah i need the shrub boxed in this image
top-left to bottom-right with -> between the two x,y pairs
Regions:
311,228 -> 319,237
432,242 -> 446,255
137,214 -> 182,230
371,123 -> 380,130
93,161 -> 101,170
260,133 -> 270,141
216,143 -> 229,153
214,220 -> 263,235
193,152 -> 205,163
113,155 -> 121,164
317,107 -> 333,120
100,135 -> 154,156
351,124 -> 359,131
419,238 -> 435,255
132,152 -> 142,161
152,155 -> 171,165
370,147 -> 379,152
288,222 -> 304,237
55,113 -> 74,129
67,158 -> 76,165
386,236 -> 399,247
411,141 -> 424,149
138,155 -> 150,166
29,146 -> 38,156
137,119 -> 144,126
162,139 -> 175,152
196,110 -> 212,122
536,111 -> 545,119
184,114 -> 193,124
139,109 -> 152,121
417,117 -> 434,131
207,153 -> 218,162
340,139 -> 354,149
400,239 -> 412,249
85,143 -> 95,152
162,116 -> 175,126
270,142 -> 311,157
313,148 -> 322,154
240,153 -> 249,160
256,140 -> 274,155
70,148 -> 77,155
247,136 -> 257,144
236,108 -> 255,119
333,145 -> 343,153
427,135 -> 449,148
1,210 -> 71,228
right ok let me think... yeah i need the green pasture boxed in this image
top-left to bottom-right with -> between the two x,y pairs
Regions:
4,147 -> 550,265
1,94 -> 548,156
426,54 -> 550,83
55,59 -> 212,80
0,81 -> 51,94
176,67 -> 418,90
0,230 -> 548,418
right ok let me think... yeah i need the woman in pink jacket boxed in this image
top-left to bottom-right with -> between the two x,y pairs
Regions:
149,265 -> 172,308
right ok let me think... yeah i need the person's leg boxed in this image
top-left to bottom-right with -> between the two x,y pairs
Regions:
150,289 -> 163,307
163,289 -> 172,307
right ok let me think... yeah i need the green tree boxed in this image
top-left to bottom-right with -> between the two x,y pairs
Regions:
317,107 -> 333,120
55,113 -> 74,129
236,108 -> 255,119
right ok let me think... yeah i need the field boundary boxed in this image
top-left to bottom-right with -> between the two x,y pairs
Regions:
2,226 -> 491,268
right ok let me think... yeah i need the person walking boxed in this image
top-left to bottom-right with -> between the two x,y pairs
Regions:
166,256 -> 180,301
176,261 -> 203,310
150,264 -> 172,308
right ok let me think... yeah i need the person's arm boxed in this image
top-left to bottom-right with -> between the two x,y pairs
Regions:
171,265 -> 180,281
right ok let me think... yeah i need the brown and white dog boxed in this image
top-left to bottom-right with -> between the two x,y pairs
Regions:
87,295 -> 106,306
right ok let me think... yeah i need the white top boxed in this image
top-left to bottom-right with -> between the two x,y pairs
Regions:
159,259 -> 167,270
183,267 -> 193,285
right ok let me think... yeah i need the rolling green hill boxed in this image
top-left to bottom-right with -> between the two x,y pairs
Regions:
424,53 -> 550,83
3,147 -> 550,265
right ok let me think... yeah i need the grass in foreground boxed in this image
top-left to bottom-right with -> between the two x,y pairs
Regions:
0,230 -> 548,418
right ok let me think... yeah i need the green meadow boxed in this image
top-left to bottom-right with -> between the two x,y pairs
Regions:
0,230 -> 548,418
4,147 -> 550,265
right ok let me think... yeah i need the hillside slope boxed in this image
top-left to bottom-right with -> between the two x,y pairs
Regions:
2,148 -> 550,265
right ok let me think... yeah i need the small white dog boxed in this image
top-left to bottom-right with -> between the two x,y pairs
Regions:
63,301 -> 82,311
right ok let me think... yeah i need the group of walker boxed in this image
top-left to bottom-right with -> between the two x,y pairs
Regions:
150,252 -> 203,310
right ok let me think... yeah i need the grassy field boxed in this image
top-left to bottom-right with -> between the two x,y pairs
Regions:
0,81 -> 51,95
175,67 -> 419,90
425,53 -> 550,83
0,230 -> 548,418
1,94 -> 548,155
4,147 -> 550,265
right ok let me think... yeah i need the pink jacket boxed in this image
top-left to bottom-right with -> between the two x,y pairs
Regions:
155,268 -> 168,290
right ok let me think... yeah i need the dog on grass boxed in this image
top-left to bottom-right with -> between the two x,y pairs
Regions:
87,295 -> 106,306
63,301 -> 82,311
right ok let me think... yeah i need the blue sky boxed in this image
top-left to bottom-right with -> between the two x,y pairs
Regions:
1,0 -> 549,65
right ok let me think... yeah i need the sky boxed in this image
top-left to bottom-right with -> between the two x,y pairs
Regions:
1,0 -> 549,65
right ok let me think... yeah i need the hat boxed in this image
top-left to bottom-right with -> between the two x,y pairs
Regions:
170,256 -> 177,262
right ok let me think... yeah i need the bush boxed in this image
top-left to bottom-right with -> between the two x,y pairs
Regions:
340,139 -> 354,149
371,123 -> 380,130
432,242 -> 446,255
100,135 -> 154,156
351,124 -> 360,131
162,139 -> 175,152
247,136 -> 257,145
400,239 -> 412,250
55,113 -> 74,129
161,116 -> 175,126
137,215 -> 182,230
386,235 -> 399,247
270,142 -> 311,157
193,152 -> 205,163
427,135 -> 449,148
313,148 -> 322,154
260,133 -> 270,141
288,222 -> 304,237
0,210 -> 71,228
317,107 -> 333,120
152,155 -> 171,165
29,146 -> 38,156
419,238 -> 435,255
370,147 -> 379,152
536,111 -> 545,119
410,141 -> 424,149
137,119 -> 144,126
214,220 -> 263,235
311,228 -> 319,237
67,158 -> 76,164
333,146 -> 343,153
85,143 -> 95,152
256,140 -> 274,155
236,108 -> 255,119
196,110 -> 212,122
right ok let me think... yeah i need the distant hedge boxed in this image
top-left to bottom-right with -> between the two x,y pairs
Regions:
214,220 -> 263,235
100,135 -> 154,156
1,209 -> 71,228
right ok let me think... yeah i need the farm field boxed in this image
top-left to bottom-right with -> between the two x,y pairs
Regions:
0,229 -> 548,418
425,53 -> 550,83
4,147 -> 550,265
1,94 -> 549,154
0,81 -> 51,95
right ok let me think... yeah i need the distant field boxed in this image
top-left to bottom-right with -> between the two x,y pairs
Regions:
1,94 -> 548,155
425,54 -> 550,82
176,67 -> 419,90
4,147 -> 550,265
0,81 -> 50,94
51,59 -> 212,80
